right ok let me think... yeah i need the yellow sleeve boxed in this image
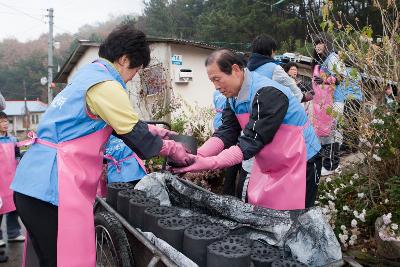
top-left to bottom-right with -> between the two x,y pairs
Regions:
86,81 -> 139,135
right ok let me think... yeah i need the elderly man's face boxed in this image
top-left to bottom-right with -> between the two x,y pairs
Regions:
206,62 -> 242,98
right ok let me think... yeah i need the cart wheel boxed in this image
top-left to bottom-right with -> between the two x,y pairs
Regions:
95,211 -> 134,267
94,198 -> 106,214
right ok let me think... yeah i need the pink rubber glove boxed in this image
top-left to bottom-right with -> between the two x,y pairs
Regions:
197,137 -> 225,157
325,76 -> 337,85
148,124 -> 177,140
172,145 -> 243,173
159,140 -> 195,166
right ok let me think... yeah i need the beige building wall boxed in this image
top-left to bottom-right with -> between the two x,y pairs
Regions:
68,47 -> 100,83
9,112 -> 44,134
169,44 -> 215,108
65,43 -> 216,121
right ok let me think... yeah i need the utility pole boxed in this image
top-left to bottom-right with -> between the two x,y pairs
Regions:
47,8 -> 54,104
23,80 -> 29,132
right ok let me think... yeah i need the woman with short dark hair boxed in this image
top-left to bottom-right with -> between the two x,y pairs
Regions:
284,62 -> 314,101
11,25 -> 193,267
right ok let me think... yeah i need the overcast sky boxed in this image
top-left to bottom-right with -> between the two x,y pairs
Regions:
0,0 -> 144,42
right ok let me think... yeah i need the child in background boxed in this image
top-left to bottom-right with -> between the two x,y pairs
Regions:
0,112 -> 25,256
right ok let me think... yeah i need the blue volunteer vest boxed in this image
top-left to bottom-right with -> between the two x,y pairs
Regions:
230,71 -> 320,160
334,67 -> 363,102
11,59 -> 126,205
253,62 -> 276,79
213,90 -> 226,130
105,135 -> 146,183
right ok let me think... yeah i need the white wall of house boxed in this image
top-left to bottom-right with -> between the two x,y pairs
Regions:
9,112 -> 44,134
66,43 -> 216,121
169,44 -> 215,108
68,47 -> 100,83
29,112 -> 42,129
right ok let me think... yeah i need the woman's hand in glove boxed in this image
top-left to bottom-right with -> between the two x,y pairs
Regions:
159,140 -> 195,167
172,145 -> 243,173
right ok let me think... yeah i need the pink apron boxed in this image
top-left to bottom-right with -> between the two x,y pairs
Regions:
0,142 -> 17,214
237,114 -> 308,210
96,164 -> 108,198
22,127 -> 112,267
312,65 -> 334,137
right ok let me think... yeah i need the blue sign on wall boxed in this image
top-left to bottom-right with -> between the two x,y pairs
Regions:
171,55 -> 183,65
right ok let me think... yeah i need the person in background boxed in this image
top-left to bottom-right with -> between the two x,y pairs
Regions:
334,65 -> 363,155
211,90 -> 242,196
311,33 -> 345,176
98,125 -> 175,196
174,49 -> 322,210
247,34 -> 306,103
103,129 -> 169,186
212,90 -> 226,130
11,25 -> 192,267
384,84 -> 398,108
0,93 -> 7,263
0,111 -> 26,263
284,62 -> 314,101
104,136 -> 146,182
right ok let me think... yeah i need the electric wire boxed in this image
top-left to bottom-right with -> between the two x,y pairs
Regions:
0,2 -> 47,23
